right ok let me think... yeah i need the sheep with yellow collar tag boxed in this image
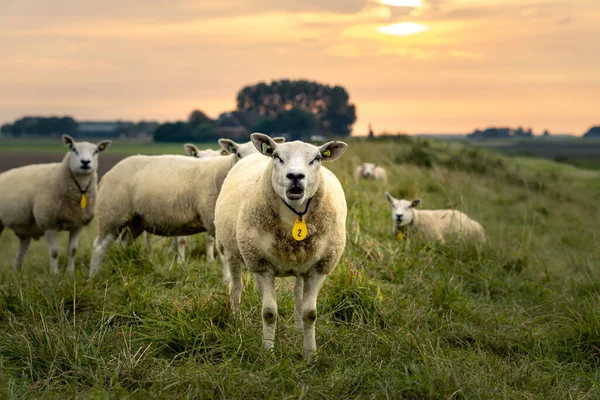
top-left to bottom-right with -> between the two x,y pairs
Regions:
0,135 -> 111,274
214,133 -> 348,360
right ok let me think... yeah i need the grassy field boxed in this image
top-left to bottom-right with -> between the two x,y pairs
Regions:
0,137 -> 599,398
466,137 -> 600,170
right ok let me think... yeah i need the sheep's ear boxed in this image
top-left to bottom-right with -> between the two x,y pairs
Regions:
218,139 -> 237,155
410,199 -> 421,208
320,141 -> 347,161
385,192 -> 394,204
62,135 -> 74,149
272,137 -> 286,144
184,143 -> 200,157
97,140 -> 111,152
251,133 -> 277,157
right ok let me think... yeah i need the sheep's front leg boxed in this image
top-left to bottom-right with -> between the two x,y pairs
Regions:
206,234 -> 215,262
176,236 -> 186,264
44,229 -> 60,274
294,276 -> 304,331
14,236 -> 32,270
89,233 -> 116,278
227,257 -> 243,315
66,226 -> 84,274
254,271 -> 277,352
302,272 -> 327,360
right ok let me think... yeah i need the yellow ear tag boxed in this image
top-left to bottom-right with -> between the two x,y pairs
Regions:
80,194 -> 87,209
396,231 -> 403,240
292,218 -> 308,241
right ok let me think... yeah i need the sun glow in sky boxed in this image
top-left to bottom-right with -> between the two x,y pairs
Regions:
377,22 -> 429,36
0,0 -> 599,135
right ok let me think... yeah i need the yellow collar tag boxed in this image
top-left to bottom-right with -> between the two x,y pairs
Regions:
396,231 -> 404,240
80,194 -> 87,209
292,217 -> 308,241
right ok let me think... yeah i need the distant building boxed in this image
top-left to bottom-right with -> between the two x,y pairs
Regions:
213,111 -> 263,141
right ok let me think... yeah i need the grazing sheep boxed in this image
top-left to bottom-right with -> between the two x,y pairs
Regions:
214,133 -> 348,359
88,140 -> 244,277
0,135 -> 111,273
354,162 -> 388,183
384,193 -> 486,243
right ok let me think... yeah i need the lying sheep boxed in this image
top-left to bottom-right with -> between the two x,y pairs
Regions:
89,139 -> 240,277
0,135 -> 111,273
215,133 -> 348,359
385,193 -> 485,243
354,162 -> 388,183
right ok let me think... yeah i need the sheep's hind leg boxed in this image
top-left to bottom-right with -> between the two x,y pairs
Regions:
227,256 -> 243,315
255,271 -> 277,352
176,236 -> 186,264
89,232 -> 116,278
44,230 -> 60,274
66,226 -> 84,274
302,272 -> 327,360
13,236 -> 32,270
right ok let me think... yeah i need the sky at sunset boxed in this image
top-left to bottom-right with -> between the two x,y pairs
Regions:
1,0 -> 599,135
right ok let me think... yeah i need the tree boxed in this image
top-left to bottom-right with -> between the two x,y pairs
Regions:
583,126 -> 600,138
0,123 -> 12,134
153,122 -> 191,142
188,110 -> 212,128
252,107 -> 318,140
236,79 -> 357,136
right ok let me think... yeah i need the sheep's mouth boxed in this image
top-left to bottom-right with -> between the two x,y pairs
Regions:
286,187 -> 304,200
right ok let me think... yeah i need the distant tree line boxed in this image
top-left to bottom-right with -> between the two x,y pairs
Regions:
584,126 -> 600,138
468,126 -> 535,139
0,116 -> 158,138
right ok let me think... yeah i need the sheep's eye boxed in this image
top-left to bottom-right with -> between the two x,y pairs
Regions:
93,149 -> 99,155
273,154 -> 284,164
236,152 -> 241,158
72,147 -> 78,155
310,155 -> 322,165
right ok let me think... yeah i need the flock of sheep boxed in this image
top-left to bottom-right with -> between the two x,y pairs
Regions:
0,134 -> 485,359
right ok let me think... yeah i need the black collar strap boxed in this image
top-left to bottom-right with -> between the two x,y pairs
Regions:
281,196 -> 313,222
69,171 -> 93,194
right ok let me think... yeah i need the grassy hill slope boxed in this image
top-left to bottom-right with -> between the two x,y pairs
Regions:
0,137 -> 599,398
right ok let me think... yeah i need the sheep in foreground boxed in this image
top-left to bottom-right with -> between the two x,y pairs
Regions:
214,133 -> 348,359
354,162 -> 387,183
385,193 -> 486,243
0,135 -> 111,273
89,140 -> 240,277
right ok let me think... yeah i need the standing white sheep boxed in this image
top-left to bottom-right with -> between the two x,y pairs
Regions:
354,163 -> 388,183
88,139 -> 245,277
0,135 -> 111,273
385,193 -> 486,243
215,133 -> 348,359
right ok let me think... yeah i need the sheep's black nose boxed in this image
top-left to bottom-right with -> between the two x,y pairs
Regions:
286,173 -> 305,181
396,214 -> 403,222
81,159 -> 91,166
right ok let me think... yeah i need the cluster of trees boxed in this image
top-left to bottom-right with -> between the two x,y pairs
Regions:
1,116 -> 78,136
468,126 -> 536,139
237,79 -> 357,136
153,110 -> 218,143
583,126 -> 600,138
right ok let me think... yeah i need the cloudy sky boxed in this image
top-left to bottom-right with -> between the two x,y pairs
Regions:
1,0 -> 598,134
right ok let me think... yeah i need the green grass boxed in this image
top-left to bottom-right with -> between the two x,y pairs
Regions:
1,137 -> 600,398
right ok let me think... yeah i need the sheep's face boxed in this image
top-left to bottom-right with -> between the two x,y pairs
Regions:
183,144 -> 222,158
361,163 -> 377,178
219,137 -> 286,161
385,193 -> 420,228
62,135 -> 111,175
251,133 -> 347,207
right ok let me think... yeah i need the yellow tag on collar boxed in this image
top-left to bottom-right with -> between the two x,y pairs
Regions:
292,218 -> 308,241
80,194 -> 87,209
396,231 -> 404,240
